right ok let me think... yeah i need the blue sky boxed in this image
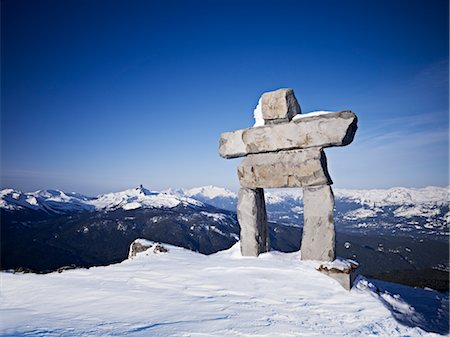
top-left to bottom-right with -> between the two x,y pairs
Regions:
1,0 -> 448,195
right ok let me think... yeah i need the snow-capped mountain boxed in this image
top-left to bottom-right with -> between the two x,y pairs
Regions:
172,185 -> 449,240
0,186 -> 205,214
184,185 -> 237,211
2,184 -> 448,239
185,185 -> 236,199
177,185 -> 449,210
92,186 -> 203,211
334,186 -> 449,207
1,186 -> 240,273
1,185 -> 448,240
0,188 -> 95,213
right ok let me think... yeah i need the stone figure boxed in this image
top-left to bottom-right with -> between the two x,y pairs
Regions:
218,88 -> 358,263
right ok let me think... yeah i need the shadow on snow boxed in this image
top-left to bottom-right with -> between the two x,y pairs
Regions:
356,276 -> 449,335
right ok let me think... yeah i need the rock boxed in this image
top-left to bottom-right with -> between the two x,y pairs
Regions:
260,88 -> 301,123
218,89 -> 358,290
128,238 -> 153,258
57,264 -> 77,273
219,111 -> 357,159
317,259 -> 359,290
317,268 -> 358,291
237,188 -> 269,256
317,258 -> 359,274
301,184 -> 335,261
14,267 -> 35,274
237,148 -> 332,188
153,243 -> 169,254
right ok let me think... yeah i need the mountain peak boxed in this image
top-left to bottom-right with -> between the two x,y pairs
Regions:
186,185 -> 236,199
134,185 -> 153,196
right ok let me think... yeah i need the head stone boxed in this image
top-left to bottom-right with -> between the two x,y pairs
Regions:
261,88 -> 301,124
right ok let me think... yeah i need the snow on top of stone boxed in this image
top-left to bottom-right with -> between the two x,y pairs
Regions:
252,108 -> 334,128
253,98 -> 264,127
292,110 -> 333,121
317,257 -> 359,273
133,238 -> 154,246
1,242 -> 443,336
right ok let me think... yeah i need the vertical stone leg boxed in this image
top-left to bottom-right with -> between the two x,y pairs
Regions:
301,184 -> 335,261
237,187 -> 269,256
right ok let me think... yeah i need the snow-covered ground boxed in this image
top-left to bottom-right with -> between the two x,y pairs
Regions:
1,243 -> 447,336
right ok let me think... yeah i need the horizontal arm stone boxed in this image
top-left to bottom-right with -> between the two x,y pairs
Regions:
219,111 -> 357,159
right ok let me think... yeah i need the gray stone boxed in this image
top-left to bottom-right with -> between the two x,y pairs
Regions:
237,148 -> 332,189
301,184 -> 335,261
318,269 -> 358,291
237,188 -> 269,256
317,260 -> 359,290
128,239 -> 153,258
153,243 -> 169,254
261,88 -> 301,123
219,111 -> 357,159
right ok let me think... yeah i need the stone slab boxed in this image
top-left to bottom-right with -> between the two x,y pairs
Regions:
318,269 -> 359,291
219,110 -> 357,159
237,148 -> 332,188
261,88 -> 301,122
237,188 -> 269,256
301,184 -> 335,261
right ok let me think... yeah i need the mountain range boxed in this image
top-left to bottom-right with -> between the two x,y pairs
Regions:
1,185 -> 448,290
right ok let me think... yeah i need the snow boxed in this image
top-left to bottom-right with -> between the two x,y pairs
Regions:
2,186 -> 447,214
132,238 -> 153,246
0,186 -> 204,213
317,256 -> 359,272
184,185 -> 447,210
1,243 -> 446,336
344,207 -> 381,220
128,239 -> 154,258
394,205 -> 441,218
292,110 -> 334,121
335,186 -> 449,207
252,108 -> 334,127
200,211 -> 226,221
122,202 -> 142,210
185,185 -> 236,199
253,98 -> 264,127
25,196 -> 38,205
91,187 -> 185,210
264,188 -> 303,204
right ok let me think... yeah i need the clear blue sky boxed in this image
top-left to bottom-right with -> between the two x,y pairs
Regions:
1,0 -> 448,195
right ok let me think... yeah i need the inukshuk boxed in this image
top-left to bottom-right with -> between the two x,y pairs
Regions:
218,88 -> 358,261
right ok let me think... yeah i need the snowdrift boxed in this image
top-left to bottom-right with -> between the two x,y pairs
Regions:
1,243 -> 448,336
